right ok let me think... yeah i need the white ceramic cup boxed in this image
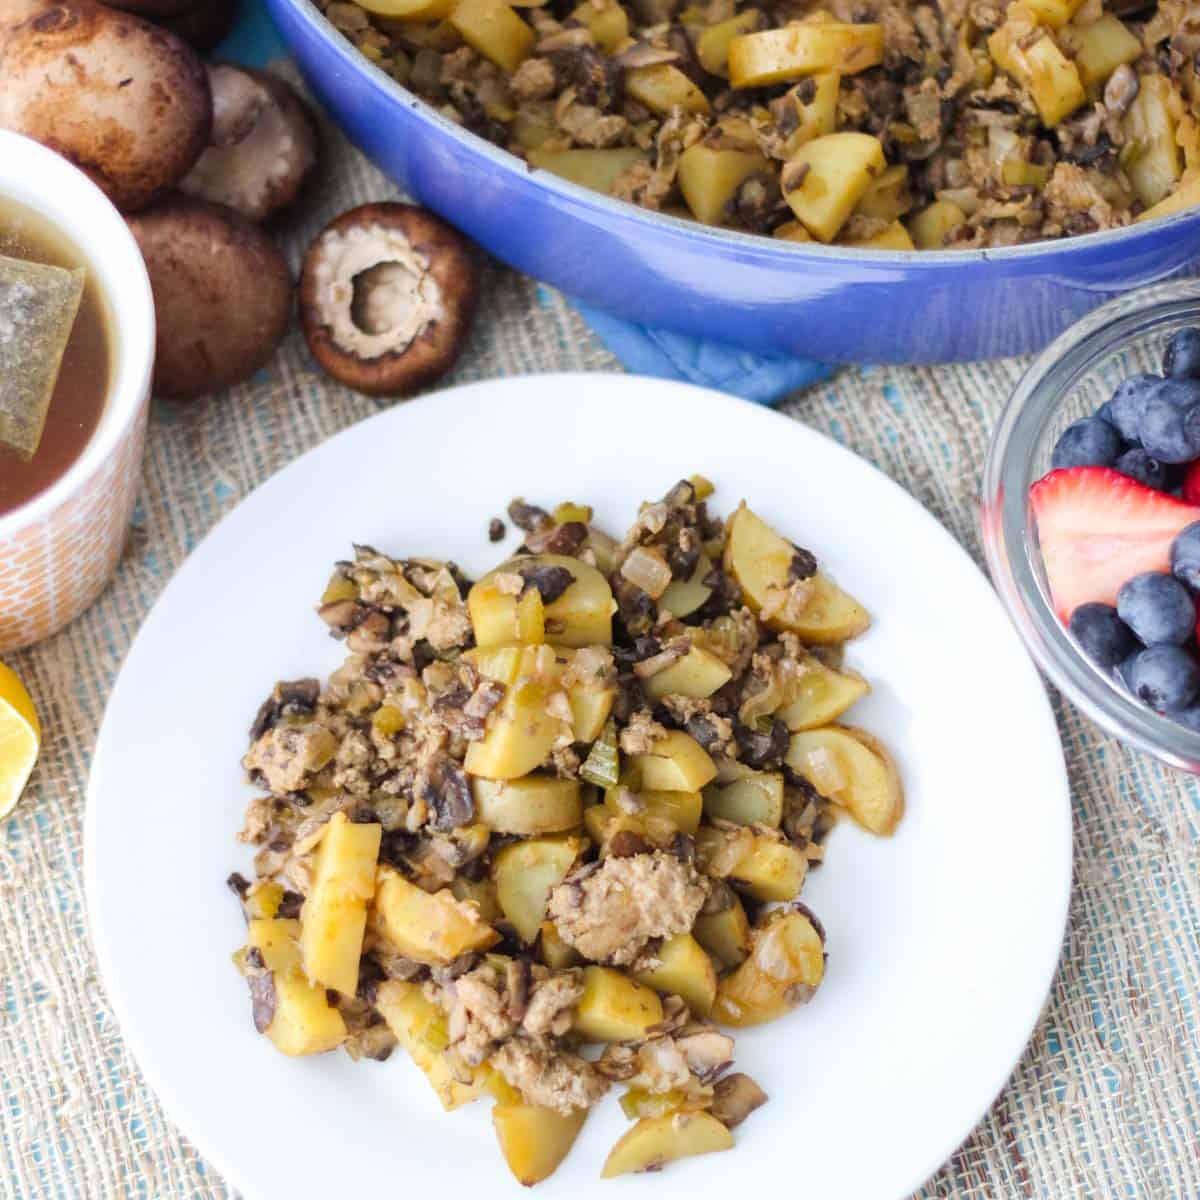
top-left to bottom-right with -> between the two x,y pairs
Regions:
0,130 -> 155,652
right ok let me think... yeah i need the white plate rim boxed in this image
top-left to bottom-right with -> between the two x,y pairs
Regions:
84,372 -> 1072,1200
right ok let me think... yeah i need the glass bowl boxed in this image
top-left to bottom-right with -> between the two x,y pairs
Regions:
983,278 -> 1200,773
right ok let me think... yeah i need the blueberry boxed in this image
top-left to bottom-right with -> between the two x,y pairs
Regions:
1117,571 -> 1196,645
1051,416 -> 1123,469
1123,645 -> 1200,711
1170,521 -> 1200,591
1164,327 -> 1200,380
1114,447 -> 1178,491
1106,372 -> 1161,442
1069,603 -> 1138,668
1136,389 -> 1200,463
1154,376 -> 1200,410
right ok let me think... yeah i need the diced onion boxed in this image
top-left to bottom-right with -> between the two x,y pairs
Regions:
804,747 -> 846,795
620,545 -> 673,599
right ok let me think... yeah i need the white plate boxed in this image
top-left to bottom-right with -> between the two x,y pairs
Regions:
86,374 -> 1070,1200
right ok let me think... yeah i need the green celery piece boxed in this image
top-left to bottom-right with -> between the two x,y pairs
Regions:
580,717 -> 620,788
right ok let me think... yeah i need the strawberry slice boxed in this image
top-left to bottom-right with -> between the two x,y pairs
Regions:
1030,467 -> 1200,621
1183,461 -> 1200,507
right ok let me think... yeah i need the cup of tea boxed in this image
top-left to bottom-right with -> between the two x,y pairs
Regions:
0,131 -> 155,652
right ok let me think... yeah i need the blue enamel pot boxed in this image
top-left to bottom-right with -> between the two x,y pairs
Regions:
266,0 -> 1200,363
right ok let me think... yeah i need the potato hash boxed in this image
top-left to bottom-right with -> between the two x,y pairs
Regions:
229,478 -> 902,1184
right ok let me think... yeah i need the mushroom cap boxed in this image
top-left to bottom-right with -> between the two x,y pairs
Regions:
180,65 -> 320,223
299,203 -> 479,399
127,195 -> 293,400
0,2 -> 212,213
154,0 -> 237,52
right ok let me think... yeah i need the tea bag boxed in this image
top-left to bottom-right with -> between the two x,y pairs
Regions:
0,253 -> 85,461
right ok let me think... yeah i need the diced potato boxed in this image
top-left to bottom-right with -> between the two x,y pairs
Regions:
473,775 -> 583,835
469,555 -> 616,648
584,805 -> 645,850
574,966 -> 664,1042
268,973 -> 350,1056
781,71 -> 841,153
641,642 -> 733,700
713,910 -> 825,1026
247,919 -> 348,1056
604,786 -> 703,835
729,22 -> 882,88
988,24 -> 1084,126
539,919 -> 581,968
299,812 -> 381,995
626,64 -> 711,114
782,132 -> 887,242
696,827 -> 806,901
376,980 -> 487,1109
1137,171 -> 1200,222
528,146 -> 648,194
677,144 -> 771,226
373,868 -> 501,963
493,835 -> 583,942
630,730 -> 718,791
908,198 -> 966,248
634,933 -> 718,1017
515,586 -> 545,643
1124,76 -> 1182,208
773,219 -> 813,241
563,658 -> 617,742
855,162 -> 911,221
494,1103 -> 589,1186
842,220 -> 914,249
723,502 -> 870,641
785,725 -> 903,835
449,0 -> 534,72
693,897 -> 751,969
463,647 -> 565,780
697,9 -> 761,76
620,1087 -> 705,1120
1017,0 -> 1085,29
390,18 -> 463,49
450,875 -> 503,925
1058,14 -> 1140,95
570,0 -> 627,52
244,879 -> 284,921
702,770 -> 784,826
776,657 -> 870,731
659,550 -> 713,618
358,0 -> 455,18
601,1110 -> 734,1177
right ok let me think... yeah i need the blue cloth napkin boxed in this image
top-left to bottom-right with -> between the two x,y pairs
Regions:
221,5 -> 833,404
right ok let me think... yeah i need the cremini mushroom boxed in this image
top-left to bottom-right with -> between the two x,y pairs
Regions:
127,195 -> 292,400
298,203 -> 478,398
181,65 -> 319,223
0,2 -> 211,212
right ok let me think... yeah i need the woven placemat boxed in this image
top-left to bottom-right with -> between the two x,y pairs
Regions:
3,96 -> 1199,1200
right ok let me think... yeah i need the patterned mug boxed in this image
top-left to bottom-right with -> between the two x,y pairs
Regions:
0,132 -> 155,652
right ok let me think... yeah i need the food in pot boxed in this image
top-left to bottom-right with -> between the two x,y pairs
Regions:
0,2 -> 212,213
127,195 -> 292,400
315,0 -> 1200,248
181,65 -> 320,222
1031,325 -> 1200,729
299,202 -> 478,397
227,478 -> 903,1183
0,197 -> 111,515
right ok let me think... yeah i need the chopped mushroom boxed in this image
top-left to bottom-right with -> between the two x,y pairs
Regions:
298,203 -> 478,397
709,1072 -> 768,1129
181,65 -> 319,222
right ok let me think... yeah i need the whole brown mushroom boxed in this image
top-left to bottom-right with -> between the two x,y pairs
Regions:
127,195 -> 293,400
0,1 -> 212,212
180,65 -> 319,223
299,204 -> 478,398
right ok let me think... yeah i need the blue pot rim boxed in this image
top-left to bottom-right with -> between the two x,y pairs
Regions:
275,0 -> 1200,268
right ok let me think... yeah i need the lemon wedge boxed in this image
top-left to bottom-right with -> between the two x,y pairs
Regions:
0,660 -> 40,820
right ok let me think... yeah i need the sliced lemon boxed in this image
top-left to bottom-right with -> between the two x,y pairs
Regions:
0,661 -> 40,820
